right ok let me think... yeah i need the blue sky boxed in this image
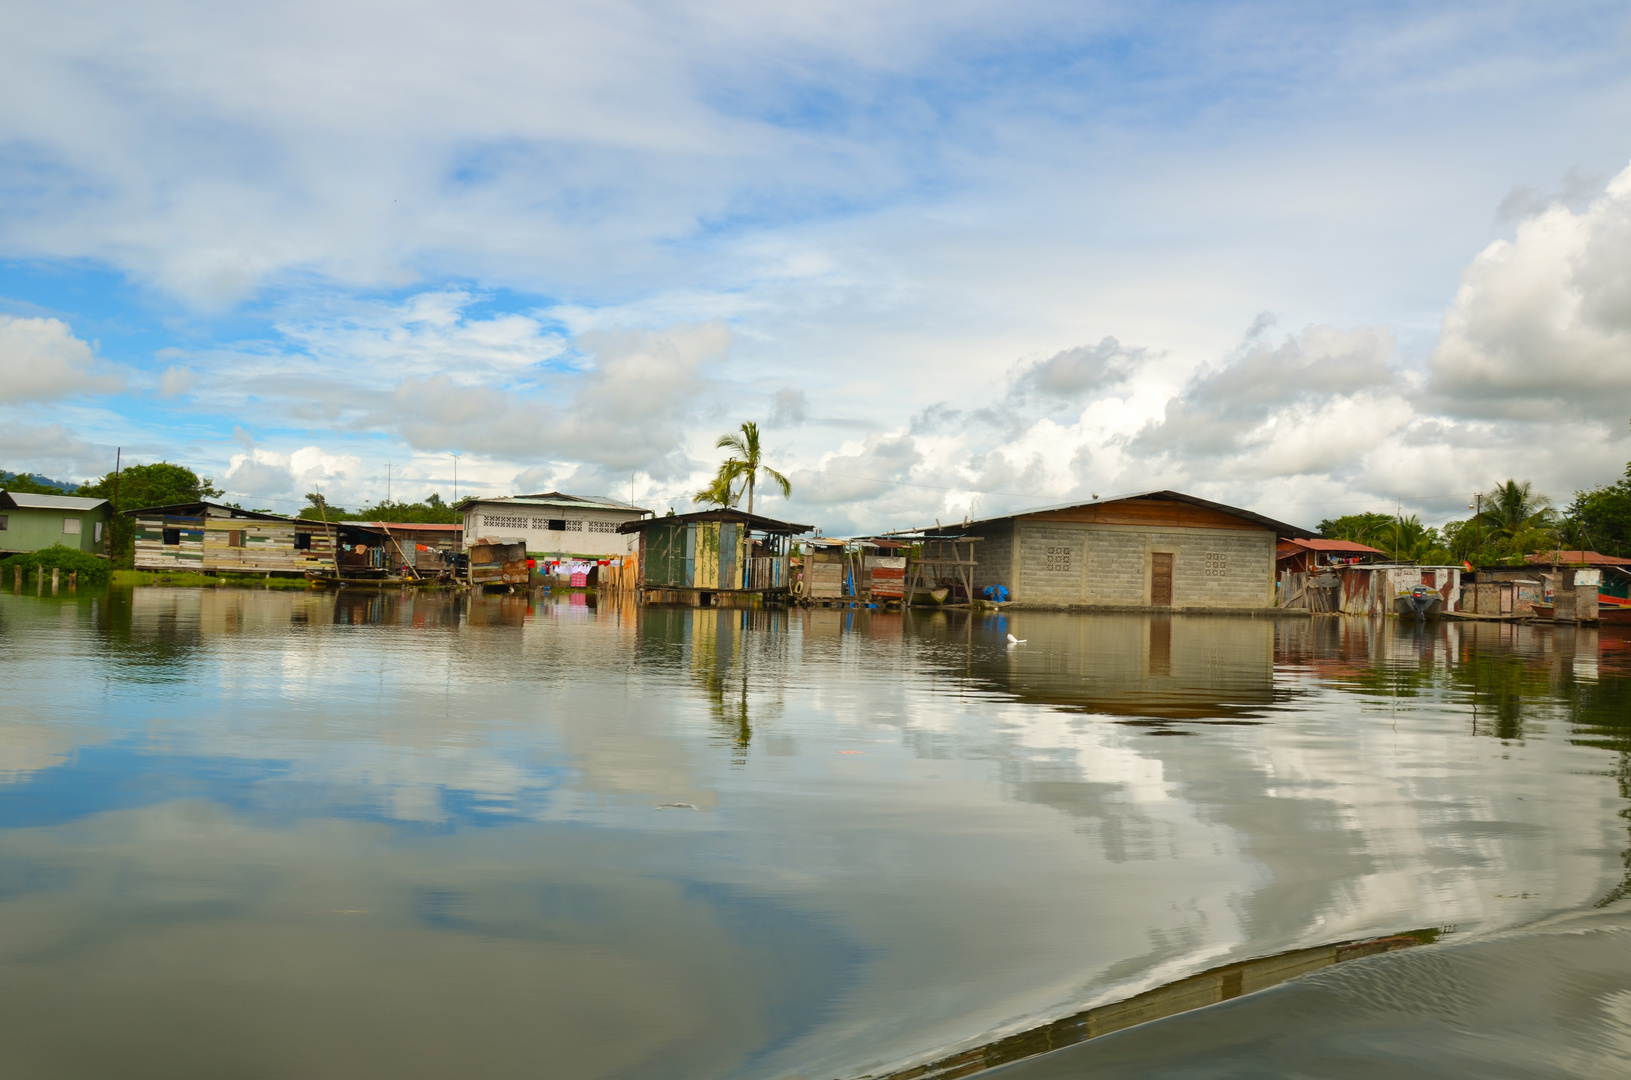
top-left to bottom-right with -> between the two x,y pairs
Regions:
3,1 -> 1631,531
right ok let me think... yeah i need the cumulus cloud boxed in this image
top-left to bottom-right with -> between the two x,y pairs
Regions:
372,320 -> 728,478
224,450 -> 296,495
1007,337 -> 1144,403
769,388 -> 807,426
0,316 -> 122,402
1431,161 -> 1631,421
0,422 -> 112,478
158,366 -> 195,397
1133,322 -> 1399,472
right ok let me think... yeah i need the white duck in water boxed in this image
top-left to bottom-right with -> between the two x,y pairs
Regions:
1006,633 -> 1026,647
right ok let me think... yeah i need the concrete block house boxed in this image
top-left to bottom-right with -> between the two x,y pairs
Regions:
928,491 -> 1307,611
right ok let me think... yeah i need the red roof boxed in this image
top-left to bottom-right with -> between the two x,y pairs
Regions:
1524,550 -> 1631,567
1282,538 -> 1385,555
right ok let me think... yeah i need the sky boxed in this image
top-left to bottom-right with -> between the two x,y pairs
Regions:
3,0 -> 1631,534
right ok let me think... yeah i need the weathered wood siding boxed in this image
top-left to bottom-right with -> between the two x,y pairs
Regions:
134,514 -> 336,574
638,521 -> 750,591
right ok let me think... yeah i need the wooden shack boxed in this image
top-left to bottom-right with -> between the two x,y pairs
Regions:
128,502 -> 335,575
923,491 -> 1306,611
796,539 -> 847,601
618,509 -> 812,606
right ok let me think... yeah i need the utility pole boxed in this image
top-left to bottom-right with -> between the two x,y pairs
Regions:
385,462 -> 392,506
450,453 -> 460,505
111,447 -> 121,557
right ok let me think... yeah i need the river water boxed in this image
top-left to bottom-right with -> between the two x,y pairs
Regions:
0,586 -> 1627,1079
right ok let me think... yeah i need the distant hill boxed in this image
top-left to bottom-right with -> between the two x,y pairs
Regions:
0,470 -> 83,494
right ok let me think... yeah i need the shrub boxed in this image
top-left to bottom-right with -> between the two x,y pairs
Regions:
0,544 -> 113,586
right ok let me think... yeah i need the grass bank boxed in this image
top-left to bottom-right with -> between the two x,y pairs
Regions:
113,570 -> 315,590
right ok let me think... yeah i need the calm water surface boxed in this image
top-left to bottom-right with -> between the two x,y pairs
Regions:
1,587 -> 1628,1079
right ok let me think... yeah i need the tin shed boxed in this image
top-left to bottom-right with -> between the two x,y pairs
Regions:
0,491 -> 111,555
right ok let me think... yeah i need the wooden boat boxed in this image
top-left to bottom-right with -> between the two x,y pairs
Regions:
910,587 -> 950,605
1532,602 -> 1631,626
305,571 -> 447,588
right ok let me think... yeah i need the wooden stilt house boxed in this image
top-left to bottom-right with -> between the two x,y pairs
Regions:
128,502 -> 336,575
618,509 -> 812,606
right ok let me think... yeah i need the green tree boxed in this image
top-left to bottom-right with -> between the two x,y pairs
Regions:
712,421 -> 790,515
1477,479 -> 1556,543
0,471 -> 79,495
1565,462 -> 1631,558
693,469 -> 741,509
298,491 -> 459,523
77,462 -> 223,568
1318,512 -> 1394,546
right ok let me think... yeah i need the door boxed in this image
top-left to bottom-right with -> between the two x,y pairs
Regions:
1151,552 -> 1174,607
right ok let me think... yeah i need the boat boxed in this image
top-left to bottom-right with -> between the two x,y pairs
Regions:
1393,586 -> 1442,619
1531,602 -> 1631,626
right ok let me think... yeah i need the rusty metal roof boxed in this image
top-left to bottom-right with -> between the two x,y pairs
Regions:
454,491 -> 647,513
617,508 -> 813,535
1282,538 -> 1386,554
909,490 -> 1312,539
1524,550 -> 1631,567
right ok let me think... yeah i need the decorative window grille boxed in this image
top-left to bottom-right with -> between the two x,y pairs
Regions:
484,515 -> 529,529
1204,552 -> 1227,578
564,519 -> 584,531
586,520 -> 617,533
62,517 -> 81,535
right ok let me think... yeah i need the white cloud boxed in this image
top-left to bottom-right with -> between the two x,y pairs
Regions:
1430,162 -> 1631,421
0,316 -> 122,402
0,421 -> 112,479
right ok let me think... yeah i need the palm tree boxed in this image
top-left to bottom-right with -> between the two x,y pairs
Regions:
693,468 -> 741,509
1478,480 -> 1557,540
714,421 -> 790,515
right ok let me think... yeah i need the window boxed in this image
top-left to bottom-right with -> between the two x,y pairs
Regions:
0,514 -> 7,531
548,519 -> 567,531
163,528 -> 181,545
63,517 -> 81,535
294,532 -> 312,550
227,529 -> 245,547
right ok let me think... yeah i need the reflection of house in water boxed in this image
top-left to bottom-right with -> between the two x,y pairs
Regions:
636,606 -> 790,763
954,613 -> 1278,723
921,491 -> 1305,611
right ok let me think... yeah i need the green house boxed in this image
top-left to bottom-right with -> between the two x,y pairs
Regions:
0,491 -> 112,555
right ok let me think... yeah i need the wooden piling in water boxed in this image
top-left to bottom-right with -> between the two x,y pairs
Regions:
51,566 -> 60,594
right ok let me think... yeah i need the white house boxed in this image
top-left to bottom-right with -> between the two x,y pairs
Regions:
455,492 -> 650,558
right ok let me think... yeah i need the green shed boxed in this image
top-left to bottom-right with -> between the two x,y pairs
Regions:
0,491 -> 112,555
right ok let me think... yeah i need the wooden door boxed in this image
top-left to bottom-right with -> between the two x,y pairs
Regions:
1151,552 -> 1174,607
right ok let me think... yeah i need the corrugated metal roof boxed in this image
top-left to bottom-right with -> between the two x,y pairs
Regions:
0,490 -> 109,511
618,508 -> 813,535
1524,550 -> 1631,567
454,491 -> 648,513
1282,538 -> 1385,554
910,490 -> 1312,539
122,500 -> 291,521
353,521 -> 464,531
